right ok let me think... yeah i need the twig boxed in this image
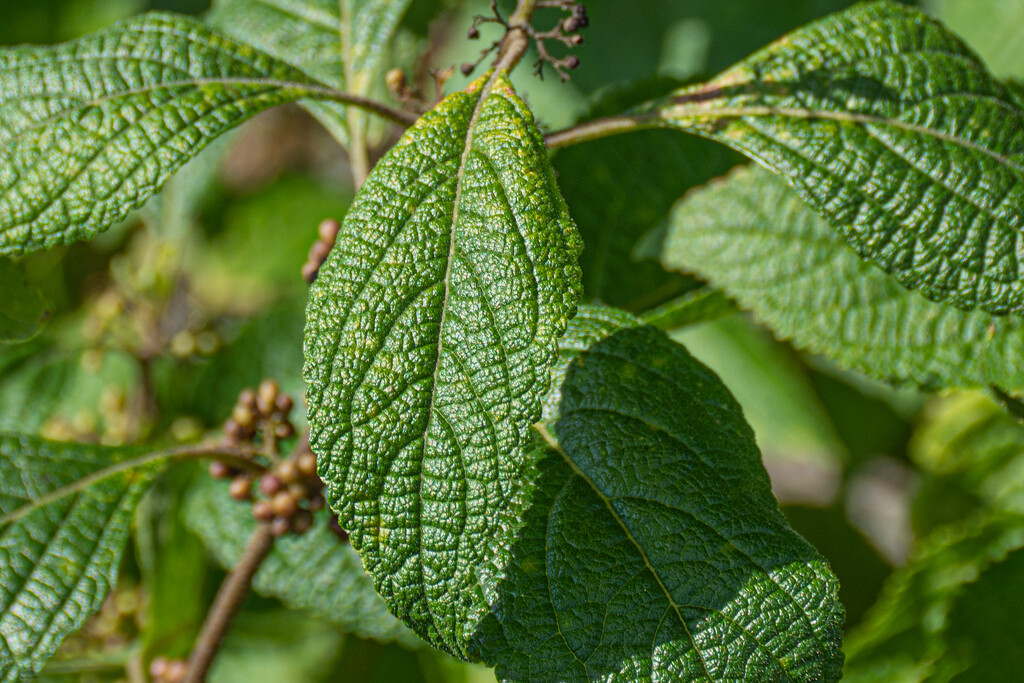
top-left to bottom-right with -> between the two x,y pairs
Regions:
493,0 -> 540,73
544,113 -> 658,150
183,524 -> 276,683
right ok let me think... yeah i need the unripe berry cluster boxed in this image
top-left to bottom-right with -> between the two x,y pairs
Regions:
302,218 -> 341,284
150,657 -> 188,683
209,382 -> 354,540
219,379 -> 296,448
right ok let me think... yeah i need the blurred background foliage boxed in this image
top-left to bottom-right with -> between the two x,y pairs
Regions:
3,0 -> 1024,680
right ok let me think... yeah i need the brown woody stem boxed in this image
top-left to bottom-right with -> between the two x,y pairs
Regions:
183,523 -> 276,683
493,0 -> 540,73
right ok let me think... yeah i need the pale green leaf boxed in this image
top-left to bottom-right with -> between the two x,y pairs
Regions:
673,316 -> 846,481
0,13 -> 346,256
208,0 -> 413,145
844,514 -> 1024,682
471,306 -> 844,682
910,392 -> 1024,535
183,476 -> 421,647
661,166 -> 1024,393
0,260 -> 48,343
649,0 -> 1024,314
924,0 -> 1024,80
0,435 -> 159,681
303,74 -> 582,657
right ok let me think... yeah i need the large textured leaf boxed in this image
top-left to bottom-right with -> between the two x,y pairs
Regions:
648,0 -> 1024,314
0,435 -> 159,681
844,513 -> 1024,682
0,13 -> 343,256
471,306 -> 844,681
662,166 -> 1024,393
183,476 -> 421,647
0,260 -> 48,343
208,0 -> 413,146
303,74 -> 582,657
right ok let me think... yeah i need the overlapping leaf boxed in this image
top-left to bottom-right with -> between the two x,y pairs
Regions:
844,514 -> 1024,682
0,260 -> 48,343
662,166 -> 1024,393
646,0 -> 1024,314
208,0 -> 412,145
0,13 -> 344,256
0,435 -> 160,681
184,476 -> 421,647
911,392 -> 1024,535
471,306 -> 844,682
303,74 -> 582,657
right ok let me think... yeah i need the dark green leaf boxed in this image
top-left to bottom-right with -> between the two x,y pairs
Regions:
0,259 -> 49,342
471,306 -> 844,681
553,125 -> 736,309
184,476 -> 421,647
0,435 -> 160,680
303,74 -> 582,657
662,166 -> 1024,393
649,0 -> 1024,314
0,13 -> 342,256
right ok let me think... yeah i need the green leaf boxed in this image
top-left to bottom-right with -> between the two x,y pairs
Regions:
648,0 -> 1024,314
844,514 -> 1024,682
672,316 -> 846,490
303,74 -> 582,657
553,123 -> 736,310
0,434 -> 160,680
208,0 -> 413,145
0,12 -> 345,256
910,391 -> 1024,534
924,0 -> 1024,80
639,287 -> 737,331
661,166 -> 1024,393
183,475 -> 421,647
0,259 -> 49,342
471,306 -> 844,682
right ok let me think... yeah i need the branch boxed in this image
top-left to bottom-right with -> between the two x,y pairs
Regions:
183,523 -> 276,683
493,0 -> 540,73
544,113 -> 657,150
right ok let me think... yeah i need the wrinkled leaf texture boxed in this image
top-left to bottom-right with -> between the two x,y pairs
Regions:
649,0 -> 1024,314
471,306 -> 844,682
662,166 -> 1024,394
304,73 -> 582,658
0,13 -> 344,255
0,435 -> 159,681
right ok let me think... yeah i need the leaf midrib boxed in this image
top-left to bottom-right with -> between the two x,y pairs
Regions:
533,423 -> 716,682
0,77 -> 337,156
662,104 -> 1024,177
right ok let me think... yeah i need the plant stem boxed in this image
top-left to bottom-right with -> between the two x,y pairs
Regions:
338,0 -> 371,188
493,0 -> 540,73
544,113 -> 658,150
183,523 -> 276,683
